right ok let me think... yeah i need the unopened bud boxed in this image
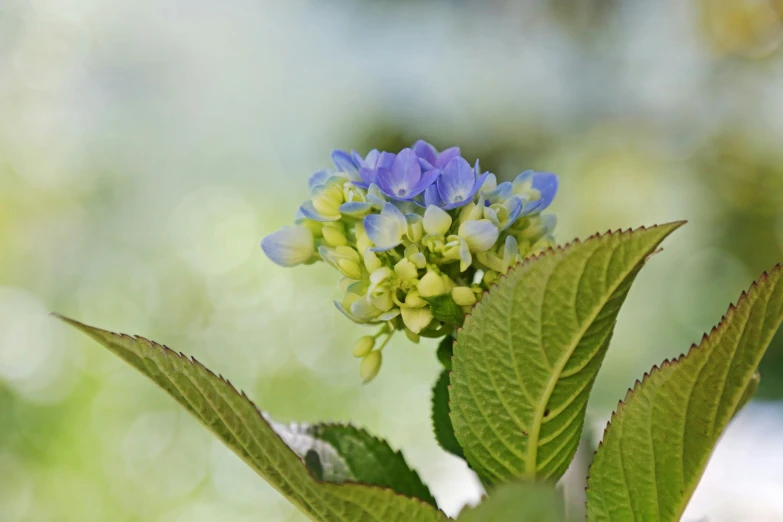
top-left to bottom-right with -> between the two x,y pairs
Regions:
418,270 -> 446,297
360,351 -> 382,383
322,224 -> 348,246
352,336 -> 375,358
452,286 -> 477,306
338,259 -> 362,280
394,258 -> 418,281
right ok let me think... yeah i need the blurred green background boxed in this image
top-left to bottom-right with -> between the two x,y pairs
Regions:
3,1 -> 783,521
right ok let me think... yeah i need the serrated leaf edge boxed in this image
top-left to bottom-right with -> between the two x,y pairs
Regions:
451,221 -> 685,482
584,263 -> 783,518
53,314 -> 448,522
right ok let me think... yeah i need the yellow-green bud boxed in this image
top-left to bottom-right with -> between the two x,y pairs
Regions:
313,186 -> 343,216
364,250 -> 382,272
405,329 -> 421,343
405,289 -> 426,308
409,252 -> 427,269
322,224 -> 348,246
452,286 -> 477,306
338,259 -> 362,280
360,351 -> 382,383
418,270 -> 446,297
394,258 -> 418,281
407,220 -> 423,243
298,218 -> 323,237
423,206 -> 452,235
352,336 -> 375,358
483,270 -> 499,286
355,222 -> 373,253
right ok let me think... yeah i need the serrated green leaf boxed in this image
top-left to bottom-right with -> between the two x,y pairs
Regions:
431,370 -> 464,459
56,316 -> 447,522
450,223 -> 684,486
423,294 -> 465,325
306,423 -> 437,507
436,337 -> 454,371
586,265 -> 783,522
456,481 -> 566,522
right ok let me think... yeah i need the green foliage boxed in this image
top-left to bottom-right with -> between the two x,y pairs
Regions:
56,316 -> 447,522
586,265 -> 783,522
455,482 -> 565,522
449,223 -> 684,486
431,370 -> 463,459
422,294 -> 465,325
436,337 -> 454,371
306,423 -> 437,506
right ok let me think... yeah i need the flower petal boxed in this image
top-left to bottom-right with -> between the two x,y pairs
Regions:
459,219 -> 499,252
350,295 -> 382,322
339,201 -> 373,215
364,149 -> 380,168
299,200 -> 340,222
363,203 -> 407,252
412,140 -> 438,166
501,196 -> 524,230
424,184 -> 443,207
531,172 -> 559,210
436,146 -> 461,168
261,226 -> 315,267
401,306 -> 434,334
308,170 -> 332,191
380,148 -> 421,199
407,167 -> 441,198
331,150 -> 359,174
437,157 -> 476,206
376,152 -> 396,170
334,300 -> 366,324
423,205 -> 452,235
441,172 -> 489,210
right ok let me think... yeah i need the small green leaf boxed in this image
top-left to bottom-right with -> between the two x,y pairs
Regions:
307,423 -> 437,506
450,223 -> 684,486
422,294 -> 465,325
456,482 -> 566,522
431,370 -> 464,459
56,316 -> 447,522
586,265 -> 783,522
436,337 -> 454,371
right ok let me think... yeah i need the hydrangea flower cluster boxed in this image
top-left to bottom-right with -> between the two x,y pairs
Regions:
262,140 -> 559,381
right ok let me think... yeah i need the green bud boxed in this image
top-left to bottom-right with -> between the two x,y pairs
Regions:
352,336 -> 375,358
423,206 -> 452,235
360,351 -> 382,383
483,270 -> 499,286
364,250 -> 382,272
322,223 -> 348,246
452,286 -> 477,306
404,289 -> 427,308
418,270 -> 446,297
394,258 -> 418,281
407,219 -> 423,243
338,259 -> 362,280
405,329 -> 420,343
409,252 -> 427,269
355,222 -> 373,253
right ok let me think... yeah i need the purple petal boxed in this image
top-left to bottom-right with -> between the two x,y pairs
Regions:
436,147 -> 461,169
532,172 -> 559,210
502,196 -> 524,230
437,157 -> 476,206
354,167 -> 378,188
308,170 -> 331,191
331,150 -> 358,174
412,140 -> 438,166
418,157 -> 435,171
407,168 -> 441,198
364,149 -> 380,168
376,152 -> 396,171
424,184 -> 443,207
442,173 -> 490,210
379,149 -> 422,199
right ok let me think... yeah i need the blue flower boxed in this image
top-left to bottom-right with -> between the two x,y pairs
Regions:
424,157 -> 489,210
485,170 -> 559,216
261,225 -> 315,267
363,202 -> 408,252
359,148 -> 440,201
412,140 -> 461,170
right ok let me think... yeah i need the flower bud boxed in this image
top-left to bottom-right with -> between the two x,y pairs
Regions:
338,259 -> 362,280
360,351 -> 382,383
363,250 -> 382,272
352,336 -> 375,358
261,226 -> 315,267
423,206 -> 452,235
409,252 -> 427,269
394,258 -> 418,281
418,270 -> 446,297
405,289 -> 426,308
355,222 -> 373,253
452,286 -> 477,306
407,219 -> 423,243
322,223 -> 348,246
